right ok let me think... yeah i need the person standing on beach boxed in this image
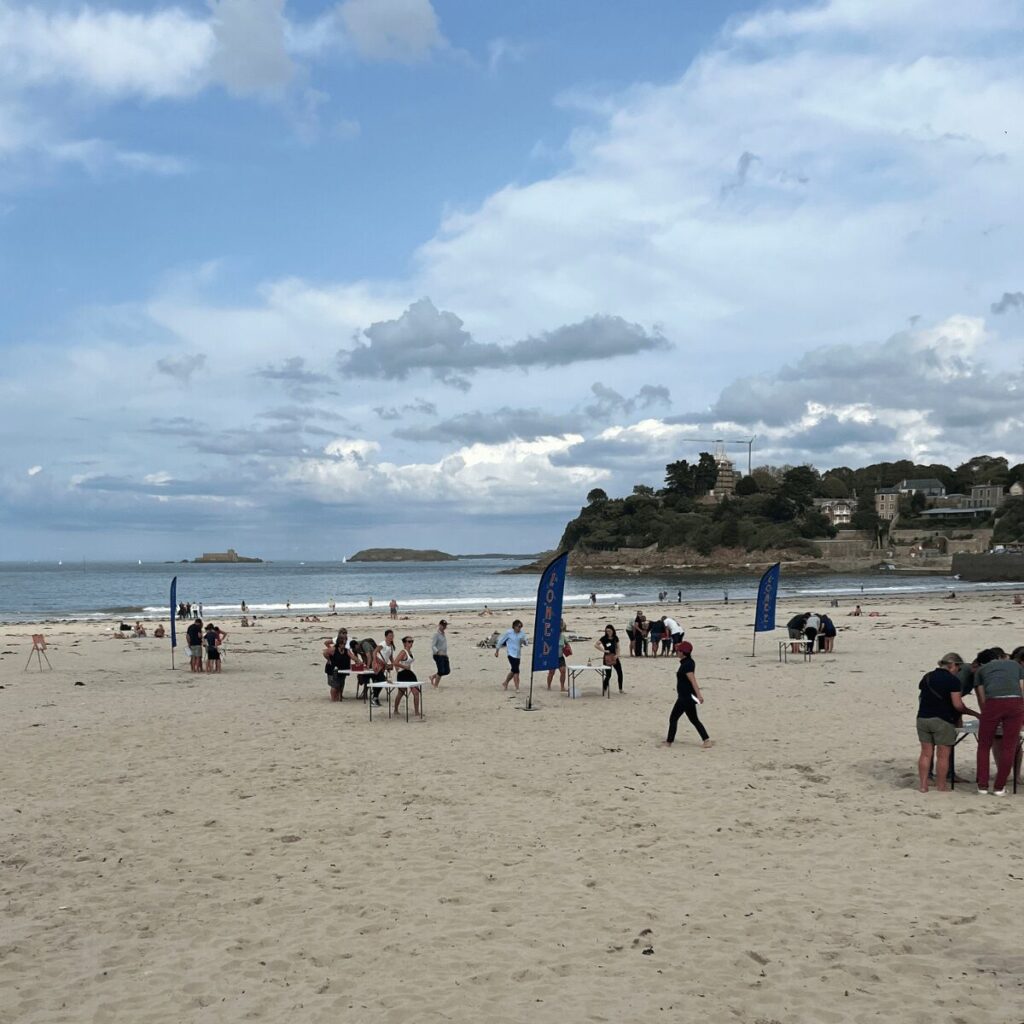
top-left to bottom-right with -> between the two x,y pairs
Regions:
975,647 -> 1024,795
389,599 -> 398,620
328,627 -> 351,700
186,616 -> 203,672
393,636 -> 422,717
916,653 -> 977,792
495,619 -> 528,690
368,629 -> 396,708
429,619 -> 450,688
596,624 -> 623,694
664,641 -> 712,749
547,619 -> 569,690
204,622 -> 221,673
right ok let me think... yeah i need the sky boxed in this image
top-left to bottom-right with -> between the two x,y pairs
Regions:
1,0 -> 1023,560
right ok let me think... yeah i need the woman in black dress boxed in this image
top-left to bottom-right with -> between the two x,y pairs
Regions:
595,624 -> 623,694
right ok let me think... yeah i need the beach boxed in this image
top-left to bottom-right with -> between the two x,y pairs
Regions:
2,593 -> 1023,1023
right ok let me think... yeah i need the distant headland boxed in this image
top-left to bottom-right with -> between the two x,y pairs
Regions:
193,548 -> 263,563
349,548 -> 457,562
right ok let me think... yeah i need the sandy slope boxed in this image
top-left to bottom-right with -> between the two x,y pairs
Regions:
2,594 -> 1023,1023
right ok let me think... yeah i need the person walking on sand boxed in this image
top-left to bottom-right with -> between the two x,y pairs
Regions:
664,641 -> 712,748
389,598 -> 398,620
495,619 -> 528,691
429,619 -> 450,688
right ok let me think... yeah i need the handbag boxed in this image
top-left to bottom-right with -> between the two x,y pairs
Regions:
562,642 -> 572,656
602,652 -> 617,666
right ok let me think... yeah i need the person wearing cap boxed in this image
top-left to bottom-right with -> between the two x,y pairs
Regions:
916,653 -> 978,793
664,640 -> 712,749
429,619 -> 450,688
974,646 -> 1024,795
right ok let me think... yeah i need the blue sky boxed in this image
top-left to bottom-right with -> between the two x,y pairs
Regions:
2,0 -> 1024,560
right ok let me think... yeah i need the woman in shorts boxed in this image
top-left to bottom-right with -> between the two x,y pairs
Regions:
595,624 -> 623,695
393,636 -> 422,717
916,653 -> 977,793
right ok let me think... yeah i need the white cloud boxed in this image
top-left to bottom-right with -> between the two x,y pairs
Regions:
339,0 -> 446,62
0,3 -> 215,98
27,465 -> 42,476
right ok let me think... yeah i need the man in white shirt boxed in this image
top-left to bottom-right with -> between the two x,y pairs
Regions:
662,615 -> 684,647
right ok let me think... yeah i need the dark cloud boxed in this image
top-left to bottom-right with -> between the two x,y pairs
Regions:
991,291 -> 1024,314
583,382 -> 670,419
156,353 -> 206,383
143,416 -> 205,437
338,298 -> 669,388
373,398 -> 439,421
253,356 -> 322,397
720,150 -> 760,199
394,407 -> 581,444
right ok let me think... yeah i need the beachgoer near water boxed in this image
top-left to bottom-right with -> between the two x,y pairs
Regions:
133,620 -> 147,637
204,624 -> 221,673
547,619 -> 568,690
850,604 -> 862,616
975,647 -> 1024,795
495,620 -> 528,691
479,605 -> 494,616
328,599 -> 336,615
664,641 -> 712,748
186,617 -> 204,672
429,619 -> 450,688
153,624 -> 165,638
589,592 -> 597,606
241,600 -> 247,614
389,599 -> 398,620
393,636 -> 421,717
596,624 -> 623,694
917,653 -> 977,792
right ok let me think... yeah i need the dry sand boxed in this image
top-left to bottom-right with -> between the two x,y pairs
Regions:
2,593 -> 1023,1023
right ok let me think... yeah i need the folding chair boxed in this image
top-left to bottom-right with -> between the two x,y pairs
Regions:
25,634 -> 52,671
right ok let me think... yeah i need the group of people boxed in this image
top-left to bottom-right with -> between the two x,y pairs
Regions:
321,619 -> 452,717
176,601 -> 202,620
184,616 -> 226,672
785,612 -> 838,653
626,613 -> 685,657
916,646 -> 1024,794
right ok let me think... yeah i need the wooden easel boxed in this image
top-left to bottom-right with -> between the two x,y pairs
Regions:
25,634 -> 52,671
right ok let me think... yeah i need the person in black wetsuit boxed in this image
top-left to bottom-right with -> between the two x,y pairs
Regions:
664,641 -> 713,748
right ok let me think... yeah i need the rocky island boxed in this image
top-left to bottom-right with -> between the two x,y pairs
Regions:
348,548 -> 457,562
193,548 -> 263,563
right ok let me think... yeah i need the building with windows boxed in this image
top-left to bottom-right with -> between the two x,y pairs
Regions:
813,497 -> 854,526
965,483 -> 1007,509
874,487 -> 900,520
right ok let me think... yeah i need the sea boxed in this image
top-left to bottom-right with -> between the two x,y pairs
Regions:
0,559 -> 1017,624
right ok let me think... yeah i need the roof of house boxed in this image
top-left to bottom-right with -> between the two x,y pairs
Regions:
900,478 -> 946,491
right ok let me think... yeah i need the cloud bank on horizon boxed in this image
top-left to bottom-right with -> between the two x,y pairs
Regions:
1,0 -> 1023,558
